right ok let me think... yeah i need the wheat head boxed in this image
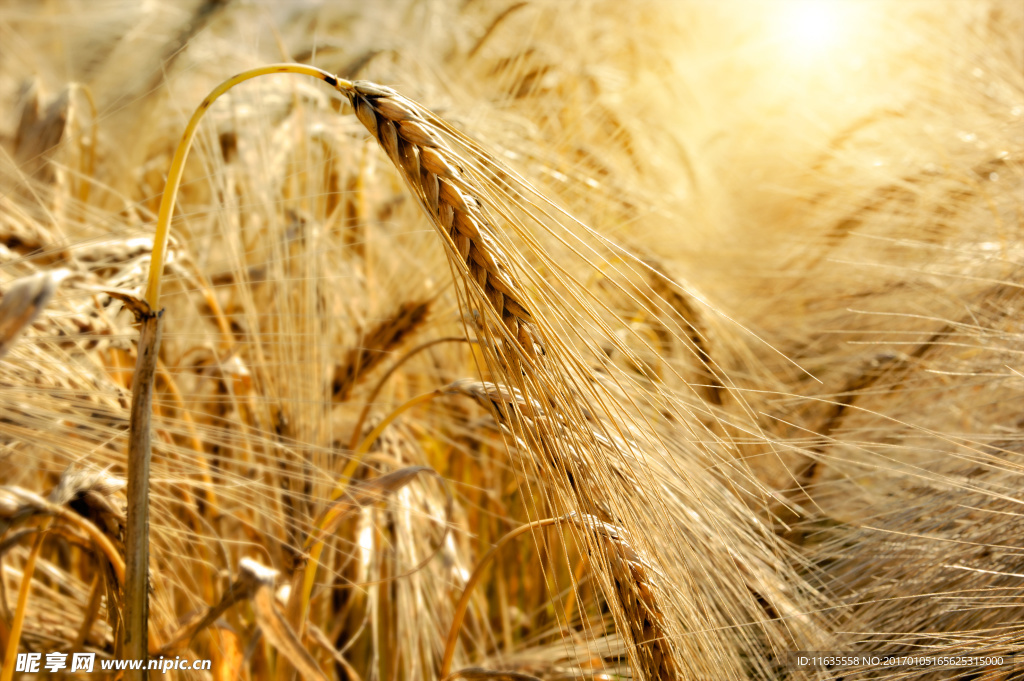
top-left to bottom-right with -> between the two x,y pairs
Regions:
343,81 -> 544,360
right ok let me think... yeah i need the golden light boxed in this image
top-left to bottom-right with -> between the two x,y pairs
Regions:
787,2 -> 840,50
773,0 -> 863,61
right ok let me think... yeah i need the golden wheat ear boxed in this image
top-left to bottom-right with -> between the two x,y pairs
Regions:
344,80 -> 545,359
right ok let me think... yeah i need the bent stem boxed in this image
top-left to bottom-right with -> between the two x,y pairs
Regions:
128,63 -> 355,678
143,63 -> 352,308
440,516 -> 570,678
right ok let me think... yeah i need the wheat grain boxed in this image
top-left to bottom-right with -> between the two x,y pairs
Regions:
570,514 -> 677,680
345,81 -> 544,359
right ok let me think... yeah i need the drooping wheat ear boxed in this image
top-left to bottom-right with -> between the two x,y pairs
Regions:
0,466 -> 140,681
443,382 -> 679,679
344,81 -> 544,359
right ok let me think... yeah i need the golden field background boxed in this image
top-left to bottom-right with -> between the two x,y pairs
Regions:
0,1 -> 1021,679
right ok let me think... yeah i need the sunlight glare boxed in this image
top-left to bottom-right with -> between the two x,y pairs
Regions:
776,0 -> 856,59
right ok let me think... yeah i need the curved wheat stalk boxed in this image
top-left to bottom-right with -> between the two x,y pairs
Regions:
144,66 -> 543,361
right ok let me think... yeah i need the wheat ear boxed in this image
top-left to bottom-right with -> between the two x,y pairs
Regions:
331,298 -> 432,402
576,514 -> 677,680
454,385 -> 681,679
344,81 -> 544,358
0,269 -> 69,360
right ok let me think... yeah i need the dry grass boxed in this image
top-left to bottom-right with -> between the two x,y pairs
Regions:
0,1 -> 1022,680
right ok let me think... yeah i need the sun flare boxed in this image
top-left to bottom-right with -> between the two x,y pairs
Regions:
775,0 -> 862,60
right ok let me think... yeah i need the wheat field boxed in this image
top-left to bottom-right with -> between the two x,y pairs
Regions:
0,1 -> 1021,679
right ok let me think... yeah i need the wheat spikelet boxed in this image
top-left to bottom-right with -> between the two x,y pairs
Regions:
12,82 -> 69,183
643,262 -> 725,405
0,269 -> 69,359
338,78 -> 691,674
344,81 -> 544,359
325,83 -> 812,674
1,467 -> 129,656
570,514 -> 677,680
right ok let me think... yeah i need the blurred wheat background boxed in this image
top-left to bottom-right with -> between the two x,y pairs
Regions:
0,0 -> 1022,679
